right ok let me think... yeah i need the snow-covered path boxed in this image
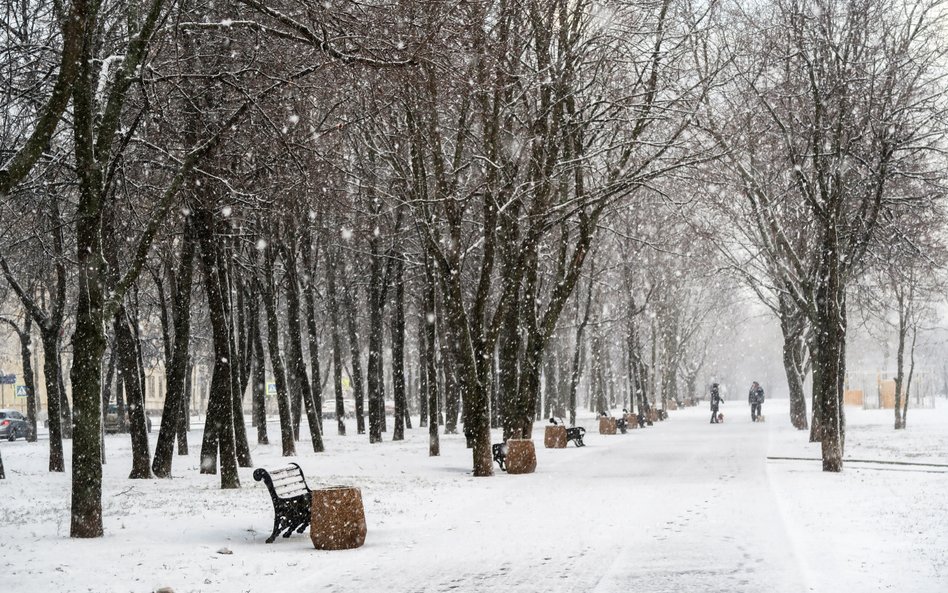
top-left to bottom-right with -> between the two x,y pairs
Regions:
1,400 -> 945,593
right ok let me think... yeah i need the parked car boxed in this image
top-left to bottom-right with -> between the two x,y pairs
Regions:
0,409 -> 30,441
104,404 -> 152,434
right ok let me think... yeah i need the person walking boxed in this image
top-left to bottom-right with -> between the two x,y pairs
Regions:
748,381 -> 764,422
709,383 -> 723,424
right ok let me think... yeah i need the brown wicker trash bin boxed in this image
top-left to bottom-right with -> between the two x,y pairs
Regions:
544,425 -> 567,448
310,486 -> 367,550
624,413 -> 638,429
506,439 -> 537,474
598,417 -> 617,435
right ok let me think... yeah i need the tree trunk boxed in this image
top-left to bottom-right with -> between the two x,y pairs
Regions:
70,47 -> 107,533
222,248 -> 252,468
808,335 -> 822,443
153,220 -> 197,478
284,244 -> 324,453
344,287 -> 366,434
11,318 -> 39,441
543,339 -> 558,420
58,360 -> 72,439
893,290 -> 907,430
41,332 -> 65,472
815,234 -> 844,473
303,232 -> 324,436
195,208 -> 240,488
591,329 -> 607,414
114,309 -> 152,479
424,257 -> 440,457
177,360 -> 191,455
250,292 -> 269,445
441,312 -> 460,435
568,279 -> 595,426
367,243 -> 385,443
287,331 -> 302,442
418,310 -> 429,428
512,331 -> 544,439
498,281 -> 521,440
490,348 -> 501,428
391,253 -> 407,441
902,327 -> 916,429
780,301 -> 809,430
261,244 -> 297,457
326,248 -> 347,436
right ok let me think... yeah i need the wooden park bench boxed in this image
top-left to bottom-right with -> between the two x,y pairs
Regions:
548,418 -> 586,447
565,425 -> 586,446
253,463 -> 313,543
492,443 -> 507,471
600,410 -> 629,434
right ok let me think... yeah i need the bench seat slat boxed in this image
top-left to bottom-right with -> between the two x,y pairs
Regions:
277,484 -> 309,498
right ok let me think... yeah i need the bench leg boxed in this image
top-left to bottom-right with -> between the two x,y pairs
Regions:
266,516 -> 282,544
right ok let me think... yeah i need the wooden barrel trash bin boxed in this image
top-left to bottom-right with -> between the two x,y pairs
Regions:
506,439 -> 537,474
599,417 -> 617,435
544,425 -> 567,448
310,486 -> 367,550
624,414 -> 638,429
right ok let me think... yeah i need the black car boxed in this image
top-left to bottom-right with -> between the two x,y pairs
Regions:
0,409 -> 30,441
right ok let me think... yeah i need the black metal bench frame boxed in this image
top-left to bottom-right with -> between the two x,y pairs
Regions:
599,410 -> 629,434
549,418 -> 586,447
565,426 -> 586,446
492,443 -> 507,471
253,463 -> 313,543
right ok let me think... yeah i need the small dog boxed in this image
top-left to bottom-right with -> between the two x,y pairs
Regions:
717,412 -> 725,423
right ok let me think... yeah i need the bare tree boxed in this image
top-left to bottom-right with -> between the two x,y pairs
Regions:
703,0 -> 948,471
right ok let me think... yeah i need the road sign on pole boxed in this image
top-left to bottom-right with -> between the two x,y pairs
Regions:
15,385 -> 29,398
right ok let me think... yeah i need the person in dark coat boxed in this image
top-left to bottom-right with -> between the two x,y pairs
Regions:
709,383 -> 723,424
748,381 -> 764,421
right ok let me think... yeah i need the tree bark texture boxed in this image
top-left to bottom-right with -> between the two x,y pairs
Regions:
195,208 -> 240,488
391,253 -> 407,441
261,243 -> 297,457
283,244 -> 324,453
114,309 -> 152,479
424,256 -> 440,457
302,232 -> 324,436
153,220 -> 197,477
325,247 -> 347,436
344,286 -> 366,434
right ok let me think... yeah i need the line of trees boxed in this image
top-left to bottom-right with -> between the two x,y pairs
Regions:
1,0 -> 945,532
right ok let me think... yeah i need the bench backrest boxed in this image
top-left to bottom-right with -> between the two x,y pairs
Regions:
253,463 -> 310,501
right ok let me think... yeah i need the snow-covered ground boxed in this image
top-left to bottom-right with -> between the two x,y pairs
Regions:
1,399 -> 945,593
